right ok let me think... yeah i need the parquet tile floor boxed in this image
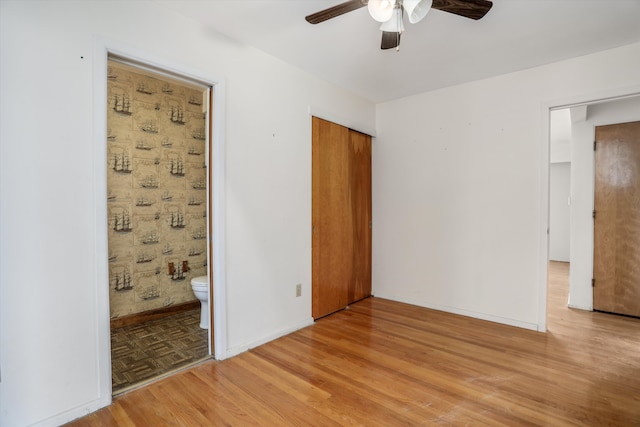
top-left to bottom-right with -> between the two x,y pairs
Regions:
111,309 -> 209,393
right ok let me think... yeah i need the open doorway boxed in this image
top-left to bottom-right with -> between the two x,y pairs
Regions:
546,95 -> 640,323
106,57 -> 214,393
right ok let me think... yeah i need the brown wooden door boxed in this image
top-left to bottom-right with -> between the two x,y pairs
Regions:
348,130 -> 372,304
312,117 -> 371,319
593,121 -> 640,317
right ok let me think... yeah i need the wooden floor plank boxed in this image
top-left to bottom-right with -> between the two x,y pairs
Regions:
175,371 -> 263,426
68,262 -> 640,426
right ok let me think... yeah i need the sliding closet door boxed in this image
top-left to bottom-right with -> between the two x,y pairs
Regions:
348,130 -> 372,304
312,117 -> 371,319
312,118 -> 352,318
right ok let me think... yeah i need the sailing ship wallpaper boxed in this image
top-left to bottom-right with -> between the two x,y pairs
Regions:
107,60 -> 208,319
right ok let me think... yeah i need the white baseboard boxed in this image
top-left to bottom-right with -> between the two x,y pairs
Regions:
31,395 -> 111,427
377,294 -> 540,332
223,317 -> 315,360
568,303 -> 592,311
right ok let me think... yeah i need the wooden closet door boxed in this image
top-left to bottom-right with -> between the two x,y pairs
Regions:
593,121 -> 640,317
348,130 -> 372,304
312,117 -> 371,319
312,117 -> 352,318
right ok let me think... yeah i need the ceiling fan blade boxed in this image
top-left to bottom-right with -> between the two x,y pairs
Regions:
305,0 -> 367,24
432,0 -> 493,20
381,31 -> 401,50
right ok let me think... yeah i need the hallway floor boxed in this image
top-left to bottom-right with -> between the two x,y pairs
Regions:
111,308 -> 209,393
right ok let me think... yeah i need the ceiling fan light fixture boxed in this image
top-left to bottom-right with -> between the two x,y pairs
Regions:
368,0 -> 396,22
403,0 -> 432,24
379,7 -> 404,33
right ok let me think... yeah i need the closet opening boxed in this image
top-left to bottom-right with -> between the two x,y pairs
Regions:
311,117 -> 372,319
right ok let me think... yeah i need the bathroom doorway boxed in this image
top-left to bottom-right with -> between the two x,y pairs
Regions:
106,58 -> 213,393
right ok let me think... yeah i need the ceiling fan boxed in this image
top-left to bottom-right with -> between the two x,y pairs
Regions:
305,0 -> 493,50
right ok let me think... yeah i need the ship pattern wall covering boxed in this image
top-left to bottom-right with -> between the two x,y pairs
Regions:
107,61 -> 207,319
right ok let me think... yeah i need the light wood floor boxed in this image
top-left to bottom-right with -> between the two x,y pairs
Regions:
68,262 -> 640,426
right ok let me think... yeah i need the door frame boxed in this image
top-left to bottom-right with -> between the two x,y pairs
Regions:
93,37 -> 228,405
540,86 -> 640,332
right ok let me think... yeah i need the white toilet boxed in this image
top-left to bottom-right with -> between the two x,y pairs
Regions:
190,276 -> 209,329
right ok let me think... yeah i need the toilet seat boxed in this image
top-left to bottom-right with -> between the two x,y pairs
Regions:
191,276 -> 208,287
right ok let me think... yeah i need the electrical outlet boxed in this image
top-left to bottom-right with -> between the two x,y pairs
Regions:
296,283 -> 302,297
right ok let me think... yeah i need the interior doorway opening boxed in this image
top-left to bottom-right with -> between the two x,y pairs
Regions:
545,93 -> 640,328
105,56 -> 215,394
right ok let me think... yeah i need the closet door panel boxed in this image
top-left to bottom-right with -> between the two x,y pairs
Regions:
348,130 -> 372,304
312,117 -> 353,318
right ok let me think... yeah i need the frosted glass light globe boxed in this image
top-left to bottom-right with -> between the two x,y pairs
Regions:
368,0 -> 396,22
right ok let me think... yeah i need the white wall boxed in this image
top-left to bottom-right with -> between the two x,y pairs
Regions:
549,109 -> 572,262
568,95 -> 640,310
549,162 -> 571,262
372,42 -> 640,330
0,1 -> 374,426
550,109 -> 572,163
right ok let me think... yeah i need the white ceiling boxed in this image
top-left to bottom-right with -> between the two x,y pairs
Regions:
155,0 -> 640,103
